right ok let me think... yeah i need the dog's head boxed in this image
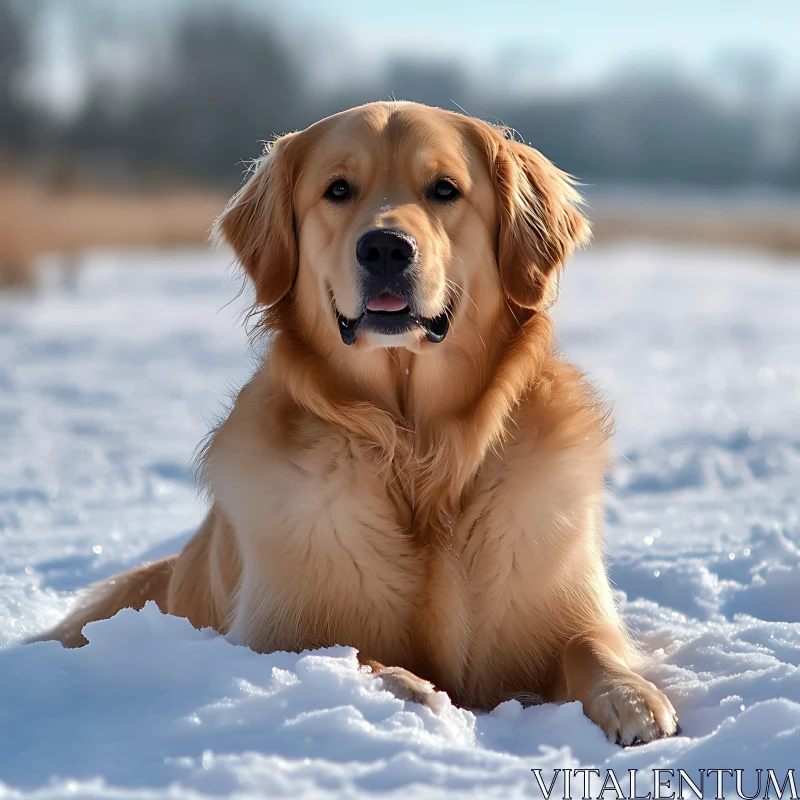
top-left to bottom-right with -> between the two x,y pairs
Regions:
216,102 -> 589,352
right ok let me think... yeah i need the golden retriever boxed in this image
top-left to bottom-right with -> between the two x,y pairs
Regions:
34,101 -> 678,746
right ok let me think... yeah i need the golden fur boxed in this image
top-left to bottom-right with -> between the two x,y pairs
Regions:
35,102 -> 677,745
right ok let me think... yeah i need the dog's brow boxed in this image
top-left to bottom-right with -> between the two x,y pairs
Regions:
414,156 -> 469,188
321,154 -> 364,176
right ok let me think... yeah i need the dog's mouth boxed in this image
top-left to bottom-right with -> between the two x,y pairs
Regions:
336,291 -> 451,346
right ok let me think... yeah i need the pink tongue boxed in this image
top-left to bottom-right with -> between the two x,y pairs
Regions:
366,294 -> 408,312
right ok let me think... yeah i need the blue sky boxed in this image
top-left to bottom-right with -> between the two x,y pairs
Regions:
36,0 -> 800,115
278,0 -> 800,85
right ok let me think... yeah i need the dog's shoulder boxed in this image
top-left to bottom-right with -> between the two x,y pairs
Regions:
518,354 -> 612,458
469,354 -> 612,506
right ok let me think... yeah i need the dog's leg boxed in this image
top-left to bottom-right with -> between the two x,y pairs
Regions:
28,556 -> 176,648
561,631 -> 678,746
359,656 -> 444,711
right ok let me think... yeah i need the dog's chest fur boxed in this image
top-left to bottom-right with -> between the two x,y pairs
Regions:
206,371 -> 606,701
207,395 -> 427,668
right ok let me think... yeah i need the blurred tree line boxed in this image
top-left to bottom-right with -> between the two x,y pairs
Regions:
0,1 -> 35,151
2,0 -> 799,189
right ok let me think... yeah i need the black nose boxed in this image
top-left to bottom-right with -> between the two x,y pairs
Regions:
356,229 -> 417,276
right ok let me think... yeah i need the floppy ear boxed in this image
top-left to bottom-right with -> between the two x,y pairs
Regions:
213,132 -> 298,307
494,137 -> 590,309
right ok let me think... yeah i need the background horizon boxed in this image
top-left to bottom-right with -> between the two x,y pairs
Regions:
3,0 -> 800,289
3,0 -> 800,189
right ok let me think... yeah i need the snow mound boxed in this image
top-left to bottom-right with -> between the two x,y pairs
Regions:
2,244 -> 800,798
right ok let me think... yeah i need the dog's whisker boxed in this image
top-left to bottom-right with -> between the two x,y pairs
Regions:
445,277 -> 480,316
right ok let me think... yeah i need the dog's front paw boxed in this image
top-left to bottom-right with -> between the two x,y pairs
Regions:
584,678 -> 678,746
365,664 -> 445,712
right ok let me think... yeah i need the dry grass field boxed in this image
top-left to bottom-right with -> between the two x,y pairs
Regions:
0,168 -> 228,288
2,165 -> 799,290
590,192 -> 800,255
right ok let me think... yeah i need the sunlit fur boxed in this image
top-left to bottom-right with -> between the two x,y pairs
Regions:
36,102 -> 677,745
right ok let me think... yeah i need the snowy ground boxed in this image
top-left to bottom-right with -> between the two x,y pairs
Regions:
1,243 -> 799,798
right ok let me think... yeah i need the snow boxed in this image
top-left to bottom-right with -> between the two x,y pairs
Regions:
1,243 -> 800,798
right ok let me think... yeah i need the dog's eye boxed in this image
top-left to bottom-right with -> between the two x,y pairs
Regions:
325,180 -> 351,202
430,179 -> 460,202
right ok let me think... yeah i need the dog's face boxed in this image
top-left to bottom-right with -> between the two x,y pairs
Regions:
217,102 -> 589,353
292,105 -> 498,350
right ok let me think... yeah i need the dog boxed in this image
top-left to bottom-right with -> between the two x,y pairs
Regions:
34,101 -> 678,746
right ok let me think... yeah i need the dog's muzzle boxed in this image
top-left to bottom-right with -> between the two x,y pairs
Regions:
335,228 -> 451,345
